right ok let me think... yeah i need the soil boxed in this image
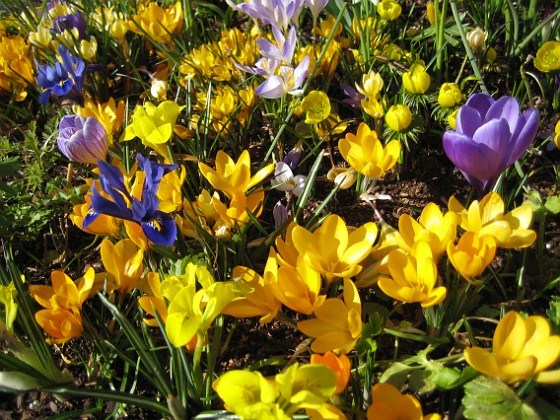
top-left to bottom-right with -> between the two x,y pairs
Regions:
2,139 -> 560,419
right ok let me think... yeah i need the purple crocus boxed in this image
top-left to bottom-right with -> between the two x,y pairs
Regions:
35,44 -> 85,104
51,11 -> 87,40
257,25 -> 297,65
255,55 -> 310,99
83,154 -> 178,246
443,93 -> 539,196
225,0 -> 305,30
57,115 -> 108,164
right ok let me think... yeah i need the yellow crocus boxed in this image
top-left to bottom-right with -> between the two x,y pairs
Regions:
271,257 -> 326,315
0,282 -> 17,333
291,214 -> 378,283
211,189 -> 266,238
122,101 -> 185,159
367,382 -> 441,420
199,150 -> 274,199
448,192 -> 536,248
378,241 -> 447,308
339,122 -> 401,180
377,0 -> 402,21
398,202 -> 458,261
100,238 -> 144,296
310,352 -> 351,394
298,278 -> 362,354
222,255 -> 281,324
464,311 -> 560,384
138,272 -> 167,327
446,232 -> 496,281
128,1 -> 183,45
356,70 -> 384,99
35,307 -> 84,345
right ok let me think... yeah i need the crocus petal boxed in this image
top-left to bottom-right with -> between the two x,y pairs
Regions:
455,105 -> 483,138
507,108 -> 539,165
500,357 -> 538,383
463,347 -> 500,378
255,75 -> 285,99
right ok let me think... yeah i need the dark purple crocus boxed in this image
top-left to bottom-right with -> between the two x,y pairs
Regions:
57,115 -> 108,164
442,92 -> 539,196
51,11 -> 87,40
83,154 -> 178,246
35,44 -> 85,104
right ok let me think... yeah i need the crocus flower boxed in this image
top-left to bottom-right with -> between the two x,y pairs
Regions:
305,0 -> 329,25
367,382 -> 441,420
446,231 -> 497,281
83,154 -> 178,246
99,239 -> 144,296
198,149 -> 274,199
282,142 -> 304,171
341,82 -> 364,108
443,93 -> 539,196
448,192 -> 537,249
51,11 -> 87,40
255,56 -> 310,99
338,122 -> 401,180
378,240 -> 447,308
35,44 -> 85,104
310,352 -> 351,394
271,162 -> 307,196
127,1 -> 183,44
291,214 -> 378,283
225,0 -> 305,30
298,278 -> 362,354
57,115 -> 108,164
257,25 -> 297,65
0,282 -> 17,333
464,311 -> 560,384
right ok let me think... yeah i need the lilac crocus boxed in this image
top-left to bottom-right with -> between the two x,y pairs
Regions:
341,83 -> 364,108
443,93 -> 539,196
226,0 -> 305,30
257,25 -> 297,64
35,44 -> 86,104
255,55 -> 310,99
83,154 -> 178,246
271,161 -> 307,196
57,115 -> 108,164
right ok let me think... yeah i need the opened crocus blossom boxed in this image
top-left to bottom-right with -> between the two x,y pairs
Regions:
464,311 -> 560,384
57,115 -> 108,164
443,93 -> 539,196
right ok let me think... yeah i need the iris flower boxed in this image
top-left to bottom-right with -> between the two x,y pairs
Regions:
35,44 -> 85,104
443,93 -> 539,196
83,154 -> 178,246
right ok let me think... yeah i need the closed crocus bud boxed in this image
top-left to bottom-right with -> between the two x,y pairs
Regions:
467,27 -> 487,54
438,82 -> 463,108
402,64 -> 431,94
327,166 -> 357,189
377,0 -> 402,21
57,115 -> 109,164
385,104 -> 412,132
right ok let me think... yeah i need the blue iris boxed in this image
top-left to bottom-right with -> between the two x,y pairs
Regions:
35,44 -> 86,104
82,154 -> 178,246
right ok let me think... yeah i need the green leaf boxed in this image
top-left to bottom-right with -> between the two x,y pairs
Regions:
462,376 -> 539,419
545,195 -> 560,215
427,363 -> 478,391
0,371 -> 43,392
546,295 -> 560,334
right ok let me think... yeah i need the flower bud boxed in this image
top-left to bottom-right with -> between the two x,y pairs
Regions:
438,82 -> 463,108
385,104 -> 412,132
467,27 -> 486,54
327,167 -> 357,189
57,115 -> 109,164
485,47 -> 497,63
377,0 -> 402,21
402,64 -> 431,94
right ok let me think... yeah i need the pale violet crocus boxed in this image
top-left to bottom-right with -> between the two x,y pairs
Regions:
225,0 -> 305,30
57,115 -> 108,164
271,161 -> 307,196
304,0 -> 329,24
255,55 -> 310,99
257,25 -> 297,64
443,93 -> 539,196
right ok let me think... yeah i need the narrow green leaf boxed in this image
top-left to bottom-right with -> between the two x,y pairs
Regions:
0,371 -> 42,392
